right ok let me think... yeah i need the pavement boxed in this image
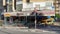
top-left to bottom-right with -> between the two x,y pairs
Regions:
0,25 -> 60,32
0,27 -> 60,34
0,25 -> 60,34
1,22 -> 60,31
0,26 -> 47,32
0,22 -> 60,34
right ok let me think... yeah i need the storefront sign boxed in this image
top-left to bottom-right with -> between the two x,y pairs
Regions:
4,13 -> 11,17
17,13 -> 24,16
38,10 -> 55,16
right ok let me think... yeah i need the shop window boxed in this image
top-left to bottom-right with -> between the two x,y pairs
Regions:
6,0 -> 12,3
6,17 -> 10,21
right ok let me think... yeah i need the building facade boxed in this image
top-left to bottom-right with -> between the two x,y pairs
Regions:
0,0 -> 3,20
2,0 -> 55,16
3,0 -> 15,12
3,0 -> 55,11
53,0 -> 60,18
22,0 -> 54,11
55,0 -> 60,14
2,0 -> 55,27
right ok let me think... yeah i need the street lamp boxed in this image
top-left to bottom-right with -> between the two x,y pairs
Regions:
35,14 -> 37,30
34,7 -> 38,30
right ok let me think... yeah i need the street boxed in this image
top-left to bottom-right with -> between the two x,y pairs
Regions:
0,27 -> 60,34
0,0 -> 60,34
0,22 -> 60,34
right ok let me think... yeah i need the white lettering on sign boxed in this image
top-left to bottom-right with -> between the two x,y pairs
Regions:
38,11 -> 55,16
17,13 -> 23,16
42,11 -> 55,14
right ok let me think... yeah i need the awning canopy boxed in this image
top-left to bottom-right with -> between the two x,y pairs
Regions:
3,10 -> 55,17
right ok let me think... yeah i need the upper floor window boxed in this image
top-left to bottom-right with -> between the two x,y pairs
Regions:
7,5 -> 13,12
16,0 -> 22,2
16,4 -> 22,11
26,0 -> 30,3
6,0 -> 12,3
46,2 -> 52,7
16,0 -> 23,11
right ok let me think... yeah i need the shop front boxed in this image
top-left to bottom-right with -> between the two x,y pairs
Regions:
3,11 -> 55,28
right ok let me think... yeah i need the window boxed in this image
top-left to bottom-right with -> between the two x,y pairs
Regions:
16,0 -> 22,2
45,2 -> 54,10
9,5 -> 13,11
46,2 -> 52,7
16,4 -> 22,11
7,5 -> 13,12
26,0 -> 30,3
0,0 -> 3,6
6,0 -> 12,3
14,0 -> 16,10
6,17 -> 10,21
24,3 -> 33,11
16,0 -> 23,11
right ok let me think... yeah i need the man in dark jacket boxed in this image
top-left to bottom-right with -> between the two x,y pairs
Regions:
31,7 -> 38,15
